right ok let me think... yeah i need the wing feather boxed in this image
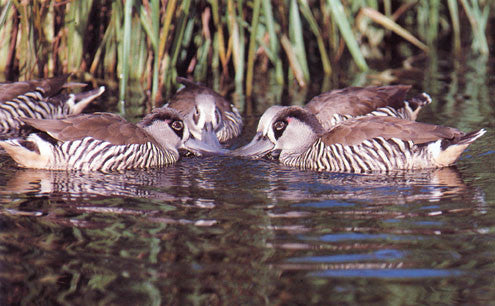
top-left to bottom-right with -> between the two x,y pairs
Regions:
306,85 -> 411,119
21,113 -> 154,145
0,75 -> 70,102
321,116 -> 462,146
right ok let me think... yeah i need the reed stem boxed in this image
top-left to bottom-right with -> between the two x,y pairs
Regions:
328,0 -> 369,71
261,0 -> 283,84
0,0 -> 492,102
246,0 -> 261,97
447,0 -> 461,54
119,0 -> 133,111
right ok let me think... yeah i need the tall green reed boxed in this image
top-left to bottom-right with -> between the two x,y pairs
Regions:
119,0 -> 133,111
0,0 -> 492,110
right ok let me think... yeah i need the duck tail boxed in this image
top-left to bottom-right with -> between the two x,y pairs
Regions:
66,86 -> 105,115
434,129 -> 486,167
455,129 -> 487,146
0,135 -> 51,168
404,92 -> 432,120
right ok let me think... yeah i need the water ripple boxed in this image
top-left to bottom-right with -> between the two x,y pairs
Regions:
310,268 -> 464,279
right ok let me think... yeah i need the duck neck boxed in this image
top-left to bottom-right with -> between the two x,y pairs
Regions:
280,139 -> 326,170
141,126 -> 180,161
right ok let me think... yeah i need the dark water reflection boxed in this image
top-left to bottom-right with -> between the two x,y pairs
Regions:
1,52 -> 495,304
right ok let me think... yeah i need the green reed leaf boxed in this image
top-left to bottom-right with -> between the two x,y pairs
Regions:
460,0 -> 489,55
288,0 -> 309,82
327,0 -> 369,71
261,0 -> 283,84
0,0 -> 12,28
246,0 -> 261,97
361,7 -> 429,53
447,0 -> 461,53
298,0 -> 332,76
119,0 -> 133,109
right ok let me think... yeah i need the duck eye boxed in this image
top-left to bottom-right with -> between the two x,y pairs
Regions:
272,120 -> 287,139
273,121 -> 286,131
171,120 -> 184,131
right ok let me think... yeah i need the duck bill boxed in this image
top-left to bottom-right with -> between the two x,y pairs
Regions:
183,125 -> 228,156
232,132 -> 275,159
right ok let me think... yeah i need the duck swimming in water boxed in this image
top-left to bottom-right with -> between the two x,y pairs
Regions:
234,106 -> 485,173
162,77 -> 243,152
0,108 -> 198,172
0,75 -> 104,136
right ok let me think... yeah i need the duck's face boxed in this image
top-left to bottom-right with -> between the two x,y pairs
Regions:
234,106 -> 324,159
184,94 -> 223,143
140,108 -> 191,152
176,94 -> 234,156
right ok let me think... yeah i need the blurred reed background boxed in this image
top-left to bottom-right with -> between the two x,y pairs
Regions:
0,0 -> 492,110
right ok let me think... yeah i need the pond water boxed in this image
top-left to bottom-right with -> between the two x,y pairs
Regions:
1,51 -> 495,305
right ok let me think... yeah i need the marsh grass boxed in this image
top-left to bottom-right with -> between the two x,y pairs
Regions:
0,0 -> 492,109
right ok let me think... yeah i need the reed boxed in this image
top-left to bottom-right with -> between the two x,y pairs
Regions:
328,0 -> 368,72
119,0 -> 133,109
261,0 -> 283,85
289,0 -> 310,83
0,0 -> 492,107
361,7 -> 429,53
298,0 -> 331,76
447,0 -> 462,54
245,0 -> 261,97
460,0 -> 490,55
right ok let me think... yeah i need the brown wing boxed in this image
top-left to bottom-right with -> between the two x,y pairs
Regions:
321,116 -> 463,146
0,75 -> 70,102
305,85 -> 411,118
166,77 -> 232,114
22,113 -> 155,145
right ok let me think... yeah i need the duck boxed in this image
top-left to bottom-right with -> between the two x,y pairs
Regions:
233,106 -> 486,173
0,108 -> 195,172
162,77 -> 243,150
304,85 -> 431,130
0,75 -> 105,135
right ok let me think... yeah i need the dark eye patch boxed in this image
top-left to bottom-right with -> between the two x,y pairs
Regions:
170,120 -> 184,138
272,120 -> 287,139
277,107 -> 325,135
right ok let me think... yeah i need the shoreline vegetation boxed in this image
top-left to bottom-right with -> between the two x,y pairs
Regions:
0,0 -> 492,109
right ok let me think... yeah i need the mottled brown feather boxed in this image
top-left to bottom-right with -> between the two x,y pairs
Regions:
305,85 -> 411,118
21,113 -> 156,145
166,77 -> 232,114
321,116 -> 463,146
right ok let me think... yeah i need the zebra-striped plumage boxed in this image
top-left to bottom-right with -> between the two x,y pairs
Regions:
234,106 -> 486,173
0,82 -> 104,135
281,138 -> 434,173
216,105 -> 243,143
327,103 -> 420,128
0,108 -> 190,172
0,88 -> 48,133
14,135 -> 178,172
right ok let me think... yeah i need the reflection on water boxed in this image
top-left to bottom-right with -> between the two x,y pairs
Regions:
1,52 -> 495,304
0,151 -> 493,304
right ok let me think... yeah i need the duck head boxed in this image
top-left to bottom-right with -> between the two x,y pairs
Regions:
233,106 -> 324,159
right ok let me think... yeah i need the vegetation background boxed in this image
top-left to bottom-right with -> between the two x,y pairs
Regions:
0,0 -> 492,111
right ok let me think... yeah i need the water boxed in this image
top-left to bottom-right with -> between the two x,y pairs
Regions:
1,51 -> 495,305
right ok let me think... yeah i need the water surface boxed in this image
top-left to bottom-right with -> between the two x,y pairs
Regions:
0,51 -> 494,305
